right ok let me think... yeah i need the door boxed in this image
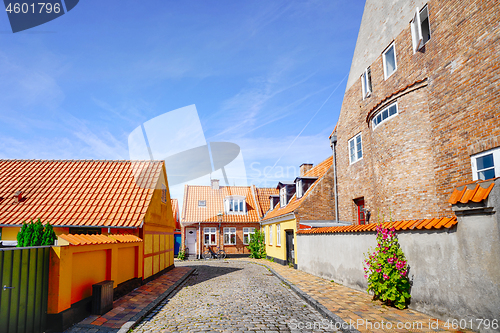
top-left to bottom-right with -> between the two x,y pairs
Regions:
355,198 -> 366,225
185,228 -> 197,257
285,230 -> 294,266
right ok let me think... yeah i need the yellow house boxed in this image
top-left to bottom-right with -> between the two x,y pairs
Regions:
262,157 -> 334,267
0,159 -> 176,281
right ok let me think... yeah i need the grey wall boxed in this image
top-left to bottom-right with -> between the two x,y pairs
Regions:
346,0 -> 427,89
297,181 -> 500,332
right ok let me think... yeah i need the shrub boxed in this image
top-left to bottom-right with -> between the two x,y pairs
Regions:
41,222 -> 57,246
247,230 -> 266,259
16,219 -> 57,247
177,249 -> 186,260
364,224 -> 411,309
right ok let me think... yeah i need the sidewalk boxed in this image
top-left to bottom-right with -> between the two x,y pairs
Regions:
242,258 -> 474,333
64,266 -> 194,333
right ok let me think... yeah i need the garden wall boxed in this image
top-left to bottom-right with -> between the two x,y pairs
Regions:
47,235 -> 143,331
297,180 -> 500,332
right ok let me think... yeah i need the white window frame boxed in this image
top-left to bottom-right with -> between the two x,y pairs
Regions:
411,6 -> 431,53
296,180 -> 303,199
198,200 -> 206,207
223,227 -> 236,245
280,187 -> 287,207
224,196 -> 247,214
276,224 -> 281,246
471,147 -> 500,181
383,43 -> 397,80
243,227 -> 255,245
361,67 -> 372,99
269,225 -> 273,246
204,227 -> 217,245
372,102 -> 399,129
264,227 -> 266,244
348,133 -> 363,165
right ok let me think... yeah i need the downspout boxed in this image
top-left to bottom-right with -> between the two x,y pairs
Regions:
330,133 -> 339,222
198,221 -> 201,259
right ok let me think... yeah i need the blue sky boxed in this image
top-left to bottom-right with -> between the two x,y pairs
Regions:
0,0 -> 364,203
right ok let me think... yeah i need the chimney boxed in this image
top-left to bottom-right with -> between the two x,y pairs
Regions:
211,179 -> 220,190
14,191 -> 23,203
299,163 -> 313,176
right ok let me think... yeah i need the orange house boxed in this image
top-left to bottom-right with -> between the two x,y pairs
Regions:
0,159 -> 176,280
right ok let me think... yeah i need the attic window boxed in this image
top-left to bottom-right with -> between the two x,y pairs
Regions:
280,187 -> 287,207
295,177 -> 318,199
224,196 -> 246,214
161,184 -> 167,203
361,67 -> 372,99
198,200 -> 206,207
411,5 -> 431,53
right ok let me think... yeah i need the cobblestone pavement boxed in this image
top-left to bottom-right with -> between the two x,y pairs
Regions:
132,261 -> 339,333
242,259 -> 475,333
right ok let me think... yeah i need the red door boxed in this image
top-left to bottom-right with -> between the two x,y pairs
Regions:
355,198 -> 365,225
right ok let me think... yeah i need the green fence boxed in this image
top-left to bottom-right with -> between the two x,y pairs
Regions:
0,246 -> 50,333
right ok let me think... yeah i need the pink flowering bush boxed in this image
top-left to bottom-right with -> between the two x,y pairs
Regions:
363,224 -> 411,309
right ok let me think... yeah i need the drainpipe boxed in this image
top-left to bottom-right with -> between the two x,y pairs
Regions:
330,133 -> 339,222
198,221 -> 201,259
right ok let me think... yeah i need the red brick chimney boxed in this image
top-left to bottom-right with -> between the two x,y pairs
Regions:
299,163 -> 313,176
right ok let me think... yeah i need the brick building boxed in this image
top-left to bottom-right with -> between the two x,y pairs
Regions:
261,157 -> 341,266
332,0 -> 500,224
181,180 -> 277,258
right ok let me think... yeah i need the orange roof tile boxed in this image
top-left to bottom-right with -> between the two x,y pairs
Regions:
171,199 -> 181,229
252,186 -> 280,219
297,217 -> 458,235
262,156 -> 332,221
58,233 -> 142,245
181,185 -> 263,224
448,178 -> 496,204
0,160 -> 164,228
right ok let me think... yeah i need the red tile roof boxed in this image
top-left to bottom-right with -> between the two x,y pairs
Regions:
448,178 -> 496,204
0,160 -> 164,228
58,233 -> 142,245
297,217 -> 458,235
171,199 -> 180,229
252,186 -> 279,219
182,185 -> 269,224
262,156 -> 332,221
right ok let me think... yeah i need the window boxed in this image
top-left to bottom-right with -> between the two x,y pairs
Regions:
354,198 -> 366,225
411,6 -> 431,53
348,133 -> 363,164
280,187 -> 287,207
204,227 -> 217,245
372,102 -> 398,129
69,227 -> 101,235
243,227 -> 255,245
198,200 -> 206,207
296,180 -> 303,199
361,67 -> 372,99
276,224 -> 281,246
161,184 -> 167,203
264,227 -> 266,244
383,43 -> 397,79
224,196 -> 246,214
224,227 -> 236,245
471,147 -> 500,181
269,225 -> 273,246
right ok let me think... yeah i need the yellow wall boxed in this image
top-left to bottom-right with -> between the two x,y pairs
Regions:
264,218 -> 298,263
48,240 -> 143,314
142,166 -> 176,279
1,226 -> 69,241
1,227 -> 20,240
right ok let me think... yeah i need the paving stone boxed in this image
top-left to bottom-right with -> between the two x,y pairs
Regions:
132,261 -> 338,332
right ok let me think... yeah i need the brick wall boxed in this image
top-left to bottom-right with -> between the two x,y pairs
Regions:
336,0 -> 500,223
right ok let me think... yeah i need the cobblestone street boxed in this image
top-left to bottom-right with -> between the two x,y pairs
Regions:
132,261 -> 338,333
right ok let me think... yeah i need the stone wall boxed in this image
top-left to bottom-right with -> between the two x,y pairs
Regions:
297,181 -> 500,332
